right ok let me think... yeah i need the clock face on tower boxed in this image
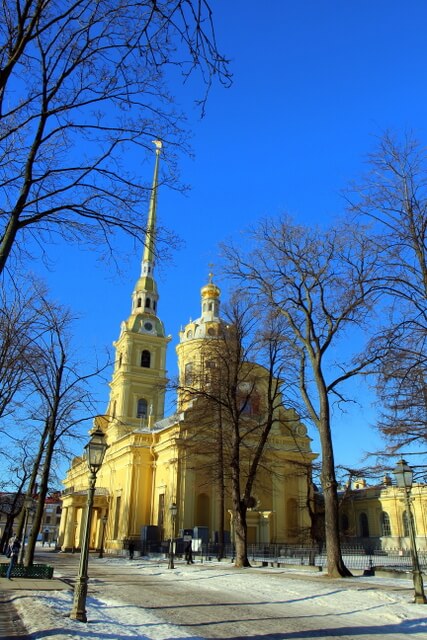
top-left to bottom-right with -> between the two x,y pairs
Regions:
295,424 -> 307,437
139,320 -> 155,334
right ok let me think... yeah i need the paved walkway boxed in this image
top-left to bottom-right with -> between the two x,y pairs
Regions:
0,569 -> 68,638
0,591 -> 30,638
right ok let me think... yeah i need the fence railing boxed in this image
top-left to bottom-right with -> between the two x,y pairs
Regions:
135,539 -> 427,572
199,542 -> 427,572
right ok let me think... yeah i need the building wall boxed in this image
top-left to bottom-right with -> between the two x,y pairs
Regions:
0,493 -> 61,546
59,398 -> 316,552
339,482 -> 427,551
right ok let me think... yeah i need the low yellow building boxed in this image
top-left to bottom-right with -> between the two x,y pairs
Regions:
58,143 -> 316,554
339,476 -> 427,552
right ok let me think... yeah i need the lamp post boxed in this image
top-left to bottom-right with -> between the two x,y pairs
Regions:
98,514 -> 108,559
393,459 -> 426,604
70,427 -> 108,622
168,502 -> 177,569
19,496 -> 35,565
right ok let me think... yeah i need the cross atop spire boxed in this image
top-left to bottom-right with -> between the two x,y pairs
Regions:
207,263 -> 215,284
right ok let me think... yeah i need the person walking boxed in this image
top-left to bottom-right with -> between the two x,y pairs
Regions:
5,534 -> 21,580
184,539 -> 194,564
128,540 -> 135,560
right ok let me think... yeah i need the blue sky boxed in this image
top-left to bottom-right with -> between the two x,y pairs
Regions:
39,1 -> 427,474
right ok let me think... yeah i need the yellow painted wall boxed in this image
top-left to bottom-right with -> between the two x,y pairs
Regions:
340,482 -> 427,551
59,274 -> 317,552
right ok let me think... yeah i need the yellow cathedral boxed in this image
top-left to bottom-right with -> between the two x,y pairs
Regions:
58,142 -> 316,554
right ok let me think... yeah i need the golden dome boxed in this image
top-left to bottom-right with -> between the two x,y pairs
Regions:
201,273 -> 220,299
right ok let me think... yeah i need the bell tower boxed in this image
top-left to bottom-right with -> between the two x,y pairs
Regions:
176,273 -> 224,411
107,141 -> 170,438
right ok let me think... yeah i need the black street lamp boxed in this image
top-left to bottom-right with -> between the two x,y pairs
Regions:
168,502 -> 177,570
98,514 -> 108,559
70,427 -> 108,622
393,459 -> 426,604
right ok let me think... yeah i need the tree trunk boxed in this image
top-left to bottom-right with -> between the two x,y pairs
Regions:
216,407 -> 225,560
233,505 -> 250,568
15,433 -> 47,541
0,488 -> 25,552
322,474 -> 351,577
25,419 -> 56,567
0,209 -> 20,275
217,488 -> 225,560
229,418 -> 250,568
0,515 -> 15,553
230,432 -> 249,567
318,395 -> 352,578
3,481 -> 26,545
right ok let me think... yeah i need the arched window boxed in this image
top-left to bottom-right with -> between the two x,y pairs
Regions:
340,513 -> 349,533
381,512 -> 391,536
157,493 -> 165,530
238,390 -> 260,416
240,396 -> 252,415
196,493 -> 210,526
185,362 -> 193,385
141,350 -> 151,368
402,510 -> 414,537
113,496 -> 121,539
145,298 -> 151,308
251,393 -> 260,414
153,300 -> 156,311
118,353 -> 123,368
403,511 -> 409,536
112,400 -> 116,419
137,297 -> 142,308
359,512 -> 369,537
205,360 -> 216,383
137,398 -> 148,419
287,498 -> 298,536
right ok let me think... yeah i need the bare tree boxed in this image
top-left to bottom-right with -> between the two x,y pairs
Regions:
375,336 -> 427,452
0,442 -> 32,551
13,295 -> 107,566
0,0 -> 231,273
0,282 -> 43,424
347,132 -> 427,309
223,217 -> 382,577
176,293 -> 304,568
347,132 -> 427,453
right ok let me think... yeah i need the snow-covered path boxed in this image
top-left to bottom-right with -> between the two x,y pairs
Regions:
11,554 -> 427,639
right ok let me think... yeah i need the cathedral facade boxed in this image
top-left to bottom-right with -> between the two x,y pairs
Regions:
58,143 -> 316,553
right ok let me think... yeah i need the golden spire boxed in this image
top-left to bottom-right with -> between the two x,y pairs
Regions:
142,140 -> 162,267
130,140 -> 164,323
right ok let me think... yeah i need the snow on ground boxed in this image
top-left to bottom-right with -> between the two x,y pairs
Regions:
10,558 -> 427,639
14,587 -> 200,639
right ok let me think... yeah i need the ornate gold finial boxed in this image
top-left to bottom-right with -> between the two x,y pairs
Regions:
152,139 -> 163,152
201,265 -> 220,300
208,264 -> 214,283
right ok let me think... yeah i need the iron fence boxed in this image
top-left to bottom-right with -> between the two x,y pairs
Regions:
199,542 -> 427,572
